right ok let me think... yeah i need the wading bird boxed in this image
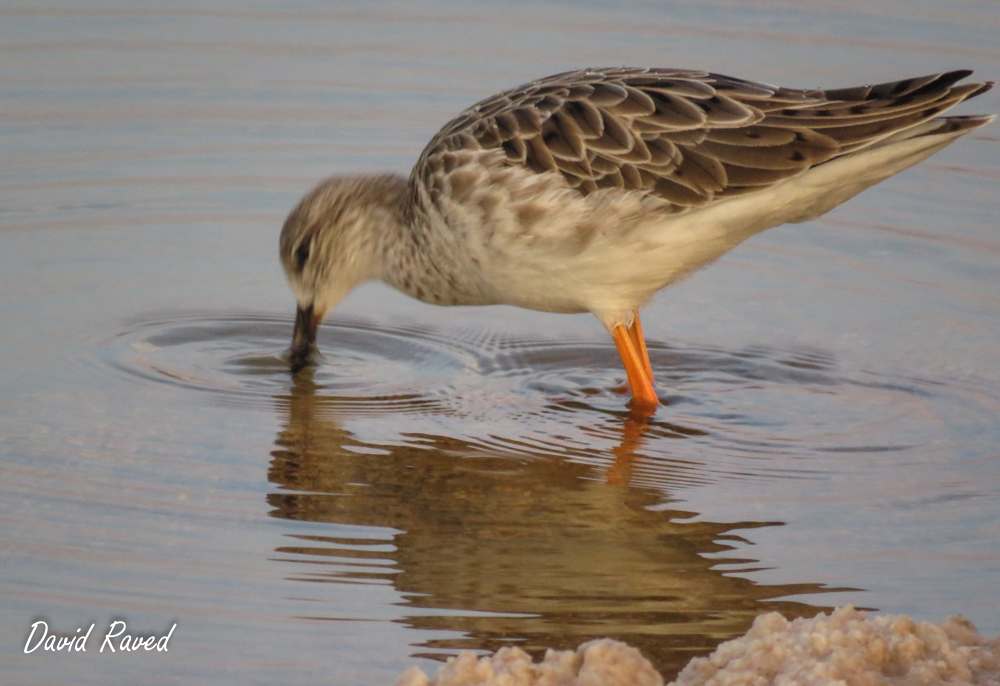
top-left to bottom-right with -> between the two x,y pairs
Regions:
280,67 -> 993,414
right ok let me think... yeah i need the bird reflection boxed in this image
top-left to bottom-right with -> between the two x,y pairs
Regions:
268,372 -> 844,678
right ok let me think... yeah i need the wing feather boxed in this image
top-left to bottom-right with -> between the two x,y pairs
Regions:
415,68 -> 994,211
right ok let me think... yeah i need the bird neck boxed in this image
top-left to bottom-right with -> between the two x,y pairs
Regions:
370,170 -> 461,303
355,172 -> 410,270
367,174 -> 428,285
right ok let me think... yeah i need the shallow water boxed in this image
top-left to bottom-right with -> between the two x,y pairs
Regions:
2,2 -> 999,684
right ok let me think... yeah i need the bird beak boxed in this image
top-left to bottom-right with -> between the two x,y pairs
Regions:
290,303 -> 320,373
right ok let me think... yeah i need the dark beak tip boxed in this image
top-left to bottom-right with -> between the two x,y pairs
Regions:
288,353 -> 309,375
290,303 -> 319,374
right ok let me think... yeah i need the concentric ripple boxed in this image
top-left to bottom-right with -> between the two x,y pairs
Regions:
93,312 -> 473,412
88,310 -> 1000,481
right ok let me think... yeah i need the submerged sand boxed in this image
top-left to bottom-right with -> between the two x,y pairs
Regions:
394,606 -> 1000,686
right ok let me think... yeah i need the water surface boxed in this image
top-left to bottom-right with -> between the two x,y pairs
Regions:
1,2 -> 998,685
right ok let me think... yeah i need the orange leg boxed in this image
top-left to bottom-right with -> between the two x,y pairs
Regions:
611,318 -> 659,415
627,311 -> 655,385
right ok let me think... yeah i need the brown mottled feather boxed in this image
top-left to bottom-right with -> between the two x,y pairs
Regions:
416,67 -> 993,209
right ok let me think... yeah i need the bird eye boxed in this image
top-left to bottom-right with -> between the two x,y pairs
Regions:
295,240 -> 311,273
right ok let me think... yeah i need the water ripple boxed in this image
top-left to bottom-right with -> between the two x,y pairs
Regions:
85,310 -> 1000,486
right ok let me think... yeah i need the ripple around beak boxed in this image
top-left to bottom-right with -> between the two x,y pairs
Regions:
86,309 -> 1000,463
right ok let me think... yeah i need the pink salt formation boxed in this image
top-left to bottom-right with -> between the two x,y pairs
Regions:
394,606 -> 1000,686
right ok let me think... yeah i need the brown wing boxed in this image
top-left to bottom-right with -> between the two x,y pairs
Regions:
415,67 -> 993,210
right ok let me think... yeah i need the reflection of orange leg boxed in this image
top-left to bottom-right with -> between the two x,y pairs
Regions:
627,311 -> 655,385
611,321 -> 659,415
606,414 -> 652,485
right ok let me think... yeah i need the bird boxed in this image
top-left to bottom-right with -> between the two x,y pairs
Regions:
279,67 -> 994,415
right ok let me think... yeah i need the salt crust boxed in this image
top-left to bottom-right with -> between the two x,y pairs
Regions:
673,606 -> 1000,686
394,607 -> 1000,686
394,638 -> 663,686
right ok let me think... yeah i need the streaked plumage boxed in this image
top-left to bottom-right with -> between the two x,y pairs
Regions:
280,67 -> 994,414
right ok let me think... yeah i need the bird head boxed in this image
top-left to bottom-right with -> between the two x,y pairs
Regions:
279,174 -> 408,372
